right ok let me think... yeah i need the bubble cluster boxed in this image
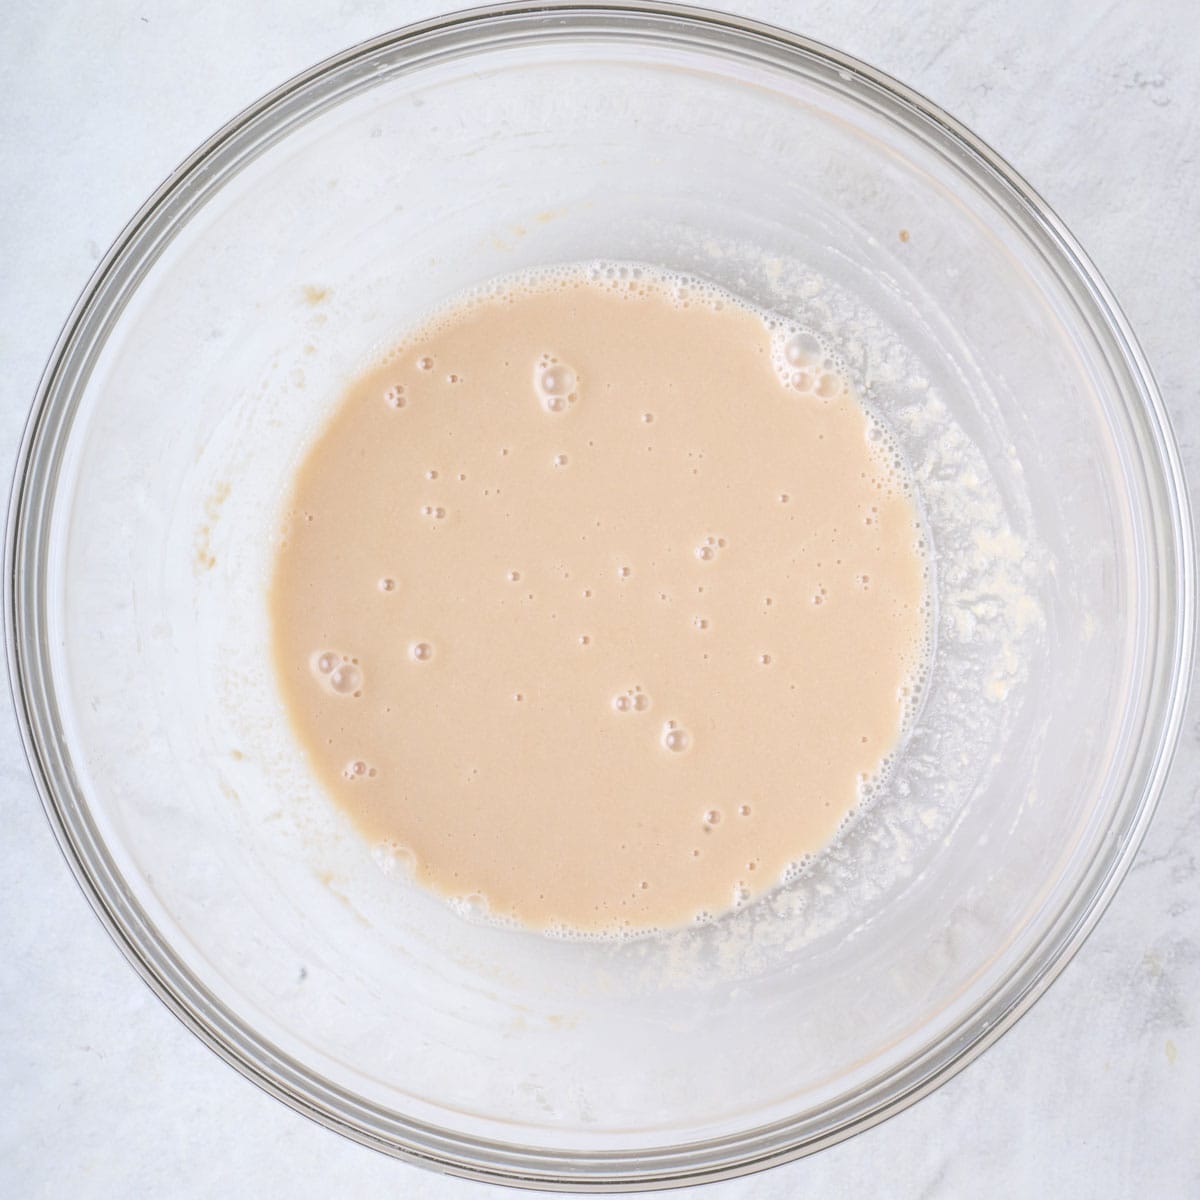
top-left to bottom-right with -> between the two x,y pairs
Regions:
451,892 -> 490,921
895,660 -> 932,729
780,853 -> 816,885
769,325 -> 850,400
694,535 -> 726,563
612,686 -> 651,714
860,413 -> 918,501
420,504 -> 447,520
371,840 -> 415,877
384,384 -> 406,408
311,651 -> 363,696
534,354 -> 578,413
341,759 -> 377,780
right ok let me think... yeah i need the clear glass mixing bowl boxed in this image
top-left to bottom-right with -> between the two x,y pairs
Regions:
5,3 -> 1193,1189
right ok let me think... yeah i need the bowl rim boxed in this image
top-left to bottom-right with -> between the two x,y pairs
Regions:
5,1 -> 1195,1189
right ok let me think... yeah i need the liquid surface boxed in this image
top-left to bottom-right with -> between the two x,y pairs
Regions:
270,266 -> 928,934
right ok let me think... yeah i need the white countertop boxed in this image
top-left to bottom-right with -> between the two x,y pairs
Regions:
2,1 -> 1197,1195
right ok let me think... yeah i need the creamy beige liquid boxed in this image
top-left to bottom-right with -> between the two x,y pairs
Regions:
270,266 -> 928,934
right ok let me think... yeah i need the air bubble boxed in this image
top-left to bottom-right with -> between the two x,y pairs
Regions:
703,808 -> 722,826
378,577 -> 396,592
784,332 -> 822,366
417,355 -> 434,371
737,804 -> 752,817
314,651 -> 337,674
328,662 -> 362,694
663,724 -> 691,753
410,642 -> 433,662
758,653 -> 772,666
553,453 -> 568,468
507,570 -> 521,583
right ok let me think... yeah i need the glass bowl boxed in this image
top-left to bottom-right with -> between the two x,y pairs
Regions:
5,2 -> 1192,1189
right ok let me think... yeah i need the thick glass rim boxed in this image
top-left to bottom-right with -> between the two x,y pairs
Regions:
5,3 -> 1194,1189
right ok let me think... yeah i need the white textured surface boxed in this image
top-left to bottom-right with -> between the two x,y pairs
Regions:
1,1 -> 1197,1195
